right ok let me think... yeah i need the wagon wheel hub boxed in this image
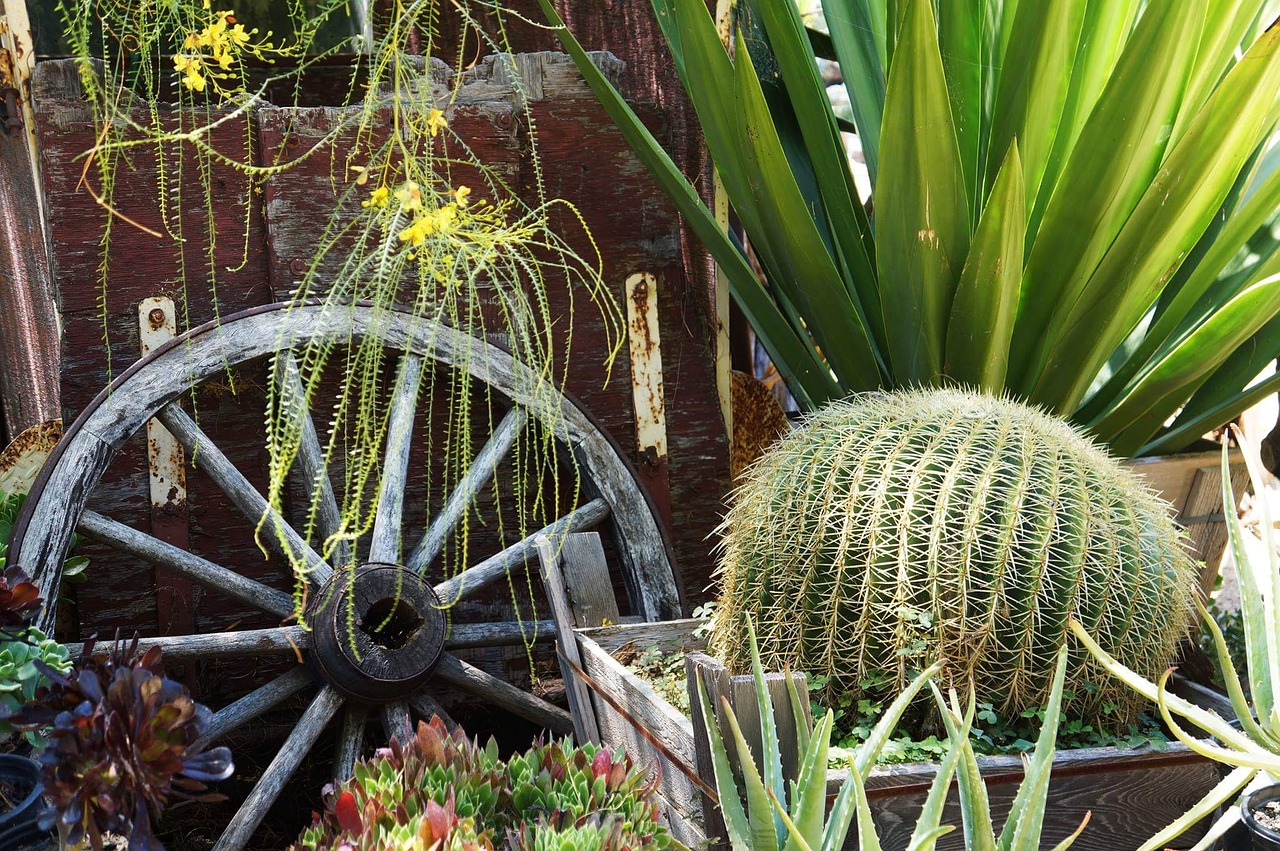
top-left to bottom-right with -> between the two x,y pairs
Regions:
309,563 -> 447,703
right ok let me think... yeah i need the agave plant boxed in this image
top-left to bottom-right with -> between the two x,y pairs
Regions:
700,616 -> 1084,850
10,637 -> 233,851
543,0 -> 1280,456
1070,428 -> 1280,850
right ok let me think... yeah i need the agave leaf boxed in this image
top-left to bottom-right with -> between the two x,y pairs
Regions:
1135,764 -> 1255,851
908,701 -> 970,850
539,0 -> 838,408
1174,0 -> 1258,142
944,141 -> 1025,391
723,692 -> 782,851
820,773 -> 862,851
748,0 -> 883,354
1200,597 -> 1279,750
1001,646 -> 1067,851
1068,617 -> 1250,747
1140,368 -> 1280,456
1234,425 -> 1280,732
746,616 -> 787,840
1088,270 -> 1280,446
936,0 -> 985,208
931,684 -> 996,850
1081,150 -> 1280,422
784,665 -> 812,762
1008,0 -> 1203,398
1030,0 -> 1142,233
695,673 -> 753,851
853,660 -> 945,776
772,789 -> 815,851
822,0 -> 886,181
984,0 -> 1086,207
1182,805 -> 1247,851
785,710 -> 834,850
875,0 -> 970,385
908,825 -> 957,850
1155,671 -> 1280,774
726,25 -> 883,391
1028,23 -> 1280,414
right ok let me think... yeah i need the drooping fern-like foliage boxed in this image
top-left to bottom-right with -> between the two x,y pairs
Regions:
710,388 -> 1199,726
54,1 -> 624,625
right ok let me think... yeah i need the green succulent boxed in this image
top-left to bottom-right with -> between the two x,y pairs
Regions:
710,388 -> 1198,725
0,626 -> 71,747
291,717 -> 683,851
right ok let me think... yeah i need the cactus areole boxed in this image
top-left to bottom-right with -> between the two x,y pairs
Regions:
710,389 -> 1197,724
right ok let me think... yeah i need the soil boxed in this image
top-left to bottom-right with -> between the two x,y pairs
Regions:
1255,800 -> 1280,833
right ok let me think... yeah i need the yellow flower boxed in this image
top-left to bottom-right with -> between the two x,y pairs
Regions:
362,186 -> 390,208
398,216 -> 435,246
394,181 -> 423,212
349,165 -> 370,186
426,108 -> 448,137
452,186 -> 471,208
173,54 -> 206,91
228,23 -> 254,48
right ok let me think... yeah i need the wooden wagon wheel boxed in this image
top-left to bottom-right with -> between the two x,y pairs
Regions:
10,301 -> 682,851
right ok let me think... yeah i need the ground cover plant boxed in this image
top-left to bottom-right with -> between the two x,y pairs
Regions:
546,0 -> 1280,457
290,716 -> 682,850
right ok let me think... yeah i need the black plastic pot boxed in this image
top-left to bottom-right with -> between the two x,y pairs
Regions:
1242,784 -> 1280,850
0,754 -> 48,849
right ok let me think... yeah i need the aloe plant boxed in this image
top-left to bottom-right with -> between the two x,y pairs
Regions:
700,617 -> 1085,849
1070,428 -> 1280,850
542,0 -> 1280,456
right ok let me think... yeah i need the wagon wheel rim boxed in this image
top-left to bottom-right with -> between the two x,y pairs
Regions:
10,301 -> 682,851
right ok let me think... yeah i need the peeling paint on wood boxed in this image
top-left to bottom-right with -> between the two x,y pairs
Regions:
626,272 -> 668,463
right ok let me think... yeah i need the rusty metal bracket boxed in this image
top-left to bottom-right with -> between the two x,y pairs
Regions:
1,0 -> 45,223
139,298 -> 196,655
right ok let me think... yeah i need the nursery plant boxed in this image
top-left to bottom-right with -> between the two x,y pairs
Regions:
1070,428 -> 1280,851
290,716 -> 682,850
709,388 -> 1198,725
544,0 -> 1280,456
0,565 -> 70,749
9,637 -> 234,851
699,617 -> 1085,850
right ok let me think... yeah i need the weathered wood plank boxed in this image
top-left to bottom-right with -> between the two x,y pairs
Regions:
577,618 -> 704,655
158,403 -> 332,584
78,509 -> 295,619
370,353 -> 423,565
198,666 -> 315,748
407,406 -> 527,572
556,532 -> 621,628
409,691 -> 456,730
433,651 -> 573,734
212,685 -> 343,851
538,533 -> 605,745
381,700 -> 412,745
576,632 -> 701,841
278,352 -> 351,568
128,626 -> 309,660
334,703 -> 368,783
434,498 -> 611,603
445,620 -> 556,648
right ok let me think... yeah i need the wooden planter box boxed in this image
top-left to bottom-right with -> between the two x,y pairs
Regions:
567,620 -> 1221,851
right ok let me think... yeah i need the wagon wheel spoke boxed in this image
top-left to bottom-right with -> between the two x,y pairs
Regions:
128,626 -> 310,661
77,510 -> 295,620
197,666 -> 314,749
445,620 -> 556,649
406,406 -> 528,573
333,704 -> 368,783
212,686 -> 344,851
433,498 -> 610,603
158,403 -> 332,584
381,700 -> 412,744
276,352 -> 351,569
433,653 -> 572,734
408,690 -> 456,730
369,353 -> 423,564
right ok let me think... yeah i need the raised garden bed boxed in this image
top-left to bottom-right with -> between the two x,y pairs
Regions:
567,619 -> 1222,851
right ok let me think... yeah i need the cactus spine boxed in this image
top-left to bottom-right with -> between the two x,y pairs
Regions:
710,388 -> 1197,723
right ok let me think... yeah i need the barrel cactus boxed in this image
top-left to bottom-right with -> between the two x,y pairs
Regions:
710,388 -> 1198,724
